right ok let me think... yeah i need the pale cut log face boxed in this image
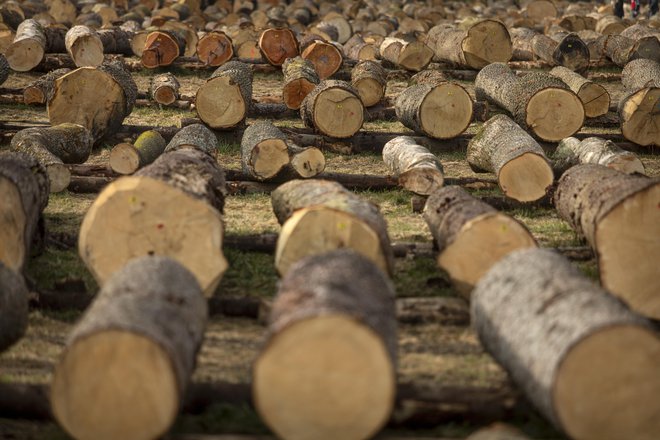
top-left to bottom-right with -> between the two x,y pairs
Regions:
70,35 -> 104,67
290,148 -> 326,178
5,39 -> 44,72
399,167 -> 444,196
142,32 -> 179,68
109,143 -> 140,175
46,163 -> 71,193
397,41 -> 433,72
0,177 -> 26,272
498,152 -> 553,202
250,139 -> 290,179
596,183 -> 660,319
620,88 -> 660,147
195,75 -> 246,129
131,31 -> 147,57
577,83 -> 610,118
354,77 -> 384,107
253,315 -> 395,440
51,330 -> 179,440
462,20 -> 512,68
419,83 -> 473,139
312,87 -> 364,138
553,325 -> 660,440
525,88 -> 584,141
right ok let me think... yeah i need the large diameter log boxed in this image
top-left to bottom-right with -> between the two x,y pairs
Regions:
467,114 -> 553,202
0,263 -> 28,352
383,136 -> 444,195
258,27 -> 299,66
0,152 -> 49,273
554,164 -> 660,319
149,73 -> 180,106
475,63 -> 584,141
0,53 -> 8,85
241,121 -> 291,181
254,250 -> 396,440
549,66 -> 610,118
271,179 -> 394,276
141,30 -> 185,68
79,148 -> 227,297
109,130 -> 166,175
300,36 -> 343,79
300,80 -> 364,138
552,137 -> 644,175
618,59 -> 660,146
51,256 -> 208,440
196,61 -> 253,129
23,68 -> 71,105
196,31 -> 233,67
395,83 -> 473,140
65,25 -> 103,67
472,248 -> 660,440
281,56 -> 319,110
351,60 -> 386,107
48,61 -> 137,142
423,186 -> 536,296
379,36 -> 433,72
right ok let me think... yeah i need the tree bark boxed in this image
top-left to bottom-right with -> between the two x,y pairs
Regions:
383,136 -> 444,195
281,56 -> 319,110
240,121 -> 291,181
23,68 -> 71,105
65,25 -> 103,67
379,36 -> 433,72
196,60 -> 253,129
5,19 -> 66,71
351,60 -> 387,107
97,27 -> 134,56
343,33 -> 378,61
0,263 -> 28,352
605,34 -> 660,67
618,58 -> 660,146
164,123 -> 218,157
0,53 -> 8,86
552,137 -> 644,175
149,72 -> 180,106
109,130 -> 167,175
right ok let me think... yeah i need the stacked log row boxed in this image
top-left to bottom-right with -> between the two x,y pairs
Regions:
554,164 -> 660,319
379,36 -> 433,72
552,137 -> 644,175
149,73 -> 180,106
549,66 -> 610,118
79,124 -> 228,297
281,56 -> 319,110
300,34 -> 343,79
65,25 -> 104,67
475,62 -> 584,141
472,248 -> 660,440
254,250 -> 396,440
351,60 -> 386,107
23,68 -> 71,105
468,114 -> 554,202
0,54 -> 8,85
300,80 -> 364,138
510,27 -> 590,73
259,27 -> 299,66
51,256 -> 208,440
383,136 -> 444,195
196,61 -> 253,130
10,123 -> 92,192
196,31 -> 234,67
0,263 -> 29,353
618,59 -> 659,146
48,61 -> 137,142
141,30 -> 185,68
423,186 -> 537,295
109,130 -> 167,175
271,179 -> 394,276
5,19 -> 66,71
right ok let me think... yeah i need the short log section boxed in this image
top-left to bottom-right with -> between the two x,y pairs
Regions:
300,80 -> 364,138
258,27 -> 299,66
241,122 -> 291,181
379,36 -> 433,72
196,31 -> 233,67
549,66 -> 610,118
618,59 -> 660,146
552,137 -> 644,175
65,25 -> 104,67
351,60 -> 386,107
109,130 -> 167,175
300,36 -> 343,79
0,263 -> 28,352
141,30 -> 185,68
383,136 -> 444,195
196,61 -> 253,129
149,72 -> 180,106
23,68 -> 71,105
281,56 -> 319,110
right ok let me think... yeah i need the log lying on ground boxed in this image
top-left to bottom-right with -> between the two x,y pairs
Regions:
196,61 -> 253,129
65,25 -> 103,67
618,59 -> 660,146
271,179 -> 394,276
383,136 -> 444,195
351,60 -> 386,107
258,27 -> 299,66
379,36 -> 433,72
343,34 -> 378,61
467,424 -> 530,440
510,27 -> 590,73
109,130 -> 166,175
149,72 -> 180,106
604,34 -> 660,67
549,66 -> 610,118
196,31 -> 233,67
48,61 -> 137,142
0,152 -> 49,273
281,56 -> 319,110
0,54 -> 8,86
300,80 -> 364,138
51,256 -> 208,440
241,121 -> 292,181
554,164 -> 660,319
472,248 -> 660,440
5,19 -> 66,72
254,250 -> 396,440
467,114 -> 554,202
10,123 -> 92,192
423,186 -> 536,296
300,35 -> 343,79
141,30 -> 185,68
475,63 -> 584,141
23,68 -> 70,105
426,19 -> 512,70
79,127 -> 227,297
0,263 -> 28,353
286,145 -> 325,179
552,137 -> 645,175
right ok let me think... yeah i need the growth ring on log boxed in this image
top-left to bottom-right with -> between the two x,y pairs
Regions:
420,84 -> 473,139
462,20 -> 512,68
499,152 -> 555,202
195,75 -> 246,129
619,88 -> 660,146
525,88 -> 584,142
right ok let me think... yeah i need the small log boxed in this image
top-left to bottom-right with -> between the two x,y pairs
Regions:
0,263 -> 28,352
109,130 -> 167,175
271,179 -> 394,276
196,61 -> 253,129
554,164 -> 660,319
23,68 -> 71,105
549,66 -> 610,118
423,186 -> 536,296
300,80 -> 364,138
253,250 -> 396,440
149,72 -> 180,106
467,114 -> 554,202
300,35 -> 343,79
51,256 -> 208,440
240,121 -> 291,181
0,53 -> 8,86
595,15 -> 627,35
618,59 -> 660,146
286,144 -> 325,179
530,28 -> 590,73
141,30 -> 185,68
343,33 -> 378,61
379,36 -> 433,72
281,56 -> 319,110
5,19 -> 66,72
383,136 -> 444,195
258,27 -> 299,66
65,25 -> 103,67
552,137 -> 645,175
196,31 -> 234,67
472,248 -> 660,440
351,60 -> 386,107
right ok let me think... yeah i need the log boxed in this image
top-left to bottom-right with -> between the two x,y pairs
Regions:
149,72 -> 180,106
0,152 -> 49,273
343,33 -> 378,61
5,19 -> 66,72
351,60 -> 386,107
552,137 -> 645,175
379,36 -> 433,72
258,27 -> 299,66
141,30 -> 185,68
423,186 -> 536,296
196,61 -> 253,129
383,136 -> 444,195
65,25 -> 103,67
467,424 -> 530,440
467,114 -> 554,202
0,262 -> 28,352
281,56 -> 319,110
395,82 -> 473,139
253,250 -> 396,440
79,146 -> 227,297
472,248 -> 660,440
51,256 -> 208,440
23,68 -> 71,105
621,58 -> 660,90
240,121 -> 292,181
300,36 -> 343,79
286,144 -> 325,179
511,27 -> 590,73
271,179 -> 394,276
48,61 -> 137,142
97,27 -> 134,56
604,34 -> 660,67
595,15 -> 627,35
618,59 -> 660,146
554,164 -> 660,319
300,80 -> 364,138
0,53 -> 8,86
196,31 -> 234,67
549,66 -> 610,118
475,63 -> 584,141
109,130 -> 167,175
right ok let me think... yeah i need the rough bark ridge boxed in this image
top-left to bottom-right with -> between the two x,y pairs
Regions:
549,66 -> 610,117
97,60 -> 137,116
474,62 -> 519,115
621,58 -> 660,90
23,68 -> 71,105
605,34 -> 660,67
0,53 -> 8,85
0,263 -> 29,353
281,56 -> 319,110
383,136 -> 444,194
10,123 -> 93,164
164,124 -> 217,157
552,137 -> 644,175
97,27 -> 134,56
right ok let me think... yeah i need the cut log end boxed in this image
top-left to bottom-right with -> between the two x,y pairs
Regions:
462,20 -> 513,69
0,176 -> 26,273
5,39 -> 44,72
596,183 -> 660,319
302,41 -> 342,79
354,77 -> 385,107
397,42 -> 433,72
499,152 -> 554,202
253,315 -> 395,440
620,88 -> 660,147
578,83 -> 610,118
47,163 -> 71,193
153,87 -> 176,105
399,167 -> 444,196
250,139 -> 290,180
290,147 -> 325,178
312,88 -> 363,138
196,76 -> 246,129
420,83 -> 473,139
141,32 -> 180,68
554,325 -> 660,440
70,35 -> 104,67
109,143 -> 139,175
23,87 -> 45,105
51,330 -> 179,440
526,88 -> 584,141
282,78 -> 317,110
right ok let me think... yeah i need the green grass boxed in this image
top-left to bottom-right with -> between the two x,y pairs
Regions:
26,247 -> 97,293
216,249 -> 278,298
